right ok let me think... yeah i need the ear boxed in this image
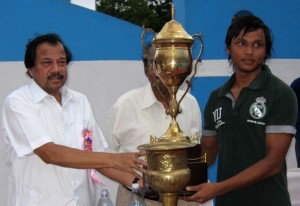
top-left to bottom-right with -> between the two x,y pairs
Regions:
226,47 -> 231,55
27,69 -> 34,78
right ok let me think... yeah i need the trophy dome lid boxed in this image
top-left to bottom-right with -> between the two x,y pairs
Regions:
153,4 -> 194,44
154,20 -> 194,43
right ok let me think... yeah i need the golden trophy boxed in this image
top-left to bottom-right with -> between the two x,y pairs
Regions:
138,4 -> 205,206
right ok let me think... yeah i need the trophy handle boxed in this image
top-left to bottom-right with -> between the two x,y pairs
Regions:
192,33 -> 204,65
141,27 -> 156,65
178,33 -> 204,108
142,28 -> 171,114
189,33 -> 204,85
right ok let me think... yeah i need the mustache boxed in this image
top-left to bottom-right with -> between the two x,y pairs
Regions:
47,73 -> 64,80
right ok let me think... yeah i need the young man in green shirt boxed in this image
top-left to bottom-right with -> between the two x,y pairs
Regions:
183,15 -> 297,206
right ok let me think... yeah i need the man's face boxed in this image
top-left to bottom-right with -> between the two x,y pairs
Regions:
144,46 -> 158,85
227,28 -> 266,73
28,42 -> 68,95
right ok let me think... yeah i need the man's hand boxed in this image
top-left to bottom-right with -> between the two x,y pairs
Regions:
112,151 -> 147,178
181,182 -> 216,204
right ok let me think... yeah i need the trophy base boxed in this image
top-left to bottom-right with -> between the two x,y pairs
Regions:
143,144 -> 208,199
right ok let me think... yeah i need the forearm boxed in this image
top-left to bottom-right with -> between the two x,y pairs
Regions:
98,168 -> 136,187
201,136 -> 219,166
34,142 -> 115,169
215,133 -> 292,195
215,157 -> 283,196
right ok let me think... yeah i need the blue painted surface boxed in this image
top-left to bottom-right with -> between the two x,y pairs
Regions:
191,76 -> 229,122
174,0 -> 300,59
0,0 -> 143,61
2,0 -> 300,61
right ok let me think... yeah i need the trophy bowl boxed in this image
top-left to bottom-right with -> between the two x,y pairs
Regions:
155,42 -> 193,89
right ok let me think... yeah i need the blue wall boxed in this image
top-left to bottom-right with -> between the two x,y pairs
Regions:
0,0 -> 143,61
174,0 -> 300,60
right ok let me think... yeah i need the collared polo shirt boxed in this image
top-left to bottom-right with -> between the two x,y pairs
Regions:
203,66 -> 297,206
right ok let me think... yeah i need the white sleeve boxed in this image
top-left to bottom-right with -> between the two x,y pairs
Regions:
2,97 -> 53,157
101,105 -> 121,152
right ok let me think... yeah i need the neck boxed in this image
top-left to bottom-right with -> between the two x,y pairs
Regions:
234,68 -> 262,89
152,84 -> 170,110
50,91 -> 62,105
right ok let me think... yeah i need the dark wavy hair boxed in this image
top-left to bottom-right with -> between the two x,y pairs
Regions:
225,15 -> 273,63
24,33 -> 72,77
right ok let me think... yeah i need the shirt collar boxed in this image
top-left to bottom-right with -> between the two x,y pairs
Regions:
141,83 -> 187,111
29,80 -> 71,104
142,83 -> 159,109
218,65 -> 271,98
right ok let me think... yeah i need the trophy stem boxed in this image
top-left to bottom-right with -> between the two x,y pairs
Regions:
159,119 -> 189,142
169,91 -> 179,119
161,193 -> 178,206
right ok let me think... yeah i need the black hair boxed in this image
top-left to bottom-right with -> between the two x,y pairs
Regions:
225,15 -> 273,62
231,10 -> 254,23
142,43 -> 153,67
24,33 -> 72,74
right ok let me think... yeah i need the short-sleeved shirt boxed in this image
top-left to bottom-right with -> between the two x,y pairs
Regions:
2,80 -> 108,206
203,66 -> 297,206
103,83 -> 202,153
103,83 -> 203,206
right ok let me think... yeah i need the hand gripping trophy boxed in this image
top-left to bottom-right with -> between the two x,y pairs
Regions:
138,4 -> 206,206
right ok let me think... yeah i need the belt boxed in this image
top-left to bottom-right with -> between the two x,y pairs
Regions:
123,185 -> 160,201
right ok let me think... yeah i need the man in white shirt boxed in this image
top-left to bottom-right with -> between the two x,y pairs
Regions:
103,44 -> 202,206
2,33 -> 146,206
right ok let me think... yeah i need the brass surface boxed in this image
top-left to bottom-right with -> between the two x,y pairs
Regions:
139,4 -> 204,206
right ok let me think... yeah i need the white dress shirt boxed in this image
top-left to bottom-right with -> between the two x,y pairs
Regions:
103,83 -> 202,153
2,80 -> 107,206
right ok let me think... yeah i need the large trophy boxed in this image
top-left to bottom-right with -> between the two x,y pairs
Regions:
138,4 -> 205,206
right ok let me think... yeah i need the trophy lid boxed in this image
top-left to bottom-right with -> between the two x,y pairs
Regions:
154,4 -> 194,43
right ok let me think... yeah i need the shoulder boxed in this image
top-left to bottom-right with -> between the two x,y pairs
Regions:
268,74 -> 295,96
4,84 -> 31,104
64,88 -> 93,108
207,87 -> 223,101
177,89 -> 198,102
114,87 -> 144,106
67,87 -> 88,98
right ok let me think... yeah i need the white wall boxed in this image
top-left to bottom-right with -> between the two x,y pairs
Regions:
71,0 -> 95,10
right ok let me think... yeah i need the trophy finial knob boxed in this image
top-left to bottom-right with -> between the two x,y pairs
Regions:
171,3 -> 175,20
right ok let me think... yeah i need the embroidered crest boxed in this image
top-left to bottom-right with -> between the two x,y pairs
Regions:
249,97 -> 267,119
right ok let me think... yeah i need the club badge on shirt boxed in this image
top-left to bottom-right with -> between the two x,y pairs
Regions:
249,96 -> 267,120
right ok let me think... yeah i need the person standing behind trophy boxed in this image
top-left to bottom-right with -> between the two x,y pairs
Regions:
183,15 -> 297,206
2,33 -> 146,206
103,43 -> 206,206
